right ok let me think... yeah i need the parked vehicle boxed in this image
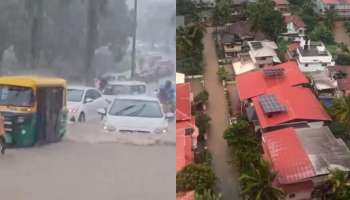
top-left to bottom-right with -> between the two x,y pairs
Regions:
98,95 -> 173,134
67,86 -> 108,122
102,81 -> 147,103
0,76 -> 67,147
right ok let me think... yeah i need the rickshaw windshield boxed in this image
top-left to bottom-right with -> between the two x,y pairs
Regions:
0,85 -> 34,107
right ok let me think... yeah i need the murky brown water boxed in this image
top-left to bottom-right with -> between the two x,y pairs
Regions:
0,120 -> 175,200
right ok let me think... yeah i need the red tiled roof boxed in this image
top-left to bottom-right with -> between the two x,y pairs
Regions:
262,128 -> 316,184
176,83 -> 191,121
322,0 -> 350,4
252,87 -> 331,129
236,61 -> 309,100
176,191 -> 195,200
284,15 -> 306,28
176,128 -> 194,172
287,42 -> 300,52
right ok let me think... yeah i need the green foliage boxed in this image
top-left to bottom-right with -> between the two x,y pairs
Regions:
176,0 -> 200,23
338,43 -> 350,53
216,67 -> 231,81
314,169 -> 350,199
245,0 -> 286,39
194,90 -> 209,107
336,53 -> 350,65
324,9 -> 337,31
196,148 -> 212,165
239,160 -> 286,200
289,0 -> 318,32
212,0 -> 232,26
309,25 -> 335,45
328,121 -> 348,140
276,39 -> 288,62
329,96 -> 350,130
345,21 -> 350,33
195,112 -> 211,135
195,190 -> 222,200
176,163 -> 216,193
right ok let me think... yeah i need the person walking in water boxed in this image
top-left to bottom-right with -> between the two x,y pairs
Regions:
0,114 -> 6,154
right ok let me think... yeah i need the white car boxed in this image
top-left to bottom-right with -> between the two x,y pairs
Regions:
67,86 -> 109,122
98,95 -> 172,134
102,81 -> 148,103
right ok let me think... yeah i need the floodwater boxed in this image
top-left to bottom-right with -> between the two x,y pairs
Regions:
0,120 -> 175,200
334,21 -> 350,46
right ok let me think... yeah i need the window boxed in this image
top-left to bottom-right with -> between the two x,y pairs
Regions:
305,64 -> 309,67
84,90 -> 95,101
90,89 -> 102,99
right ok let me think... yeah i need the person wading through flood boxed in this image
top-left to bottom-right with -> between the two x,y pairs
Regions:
0,114 -> 6,154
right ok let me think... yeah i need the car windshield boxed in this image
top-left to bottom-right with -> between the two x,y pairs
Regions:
0,85 -> 33,107
68,89 -> 84,102
103,84 -> 146,95
109,99 -> 162,118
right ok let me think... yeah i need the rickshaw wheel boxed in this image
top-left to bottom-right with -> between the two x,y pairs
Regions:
78,112 -> 86,123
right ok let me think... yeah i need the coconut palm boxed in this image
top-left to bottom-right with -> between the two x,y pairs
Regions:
239,160 -> 286,200
326,169 -> 350,199
329,96 -> 350,130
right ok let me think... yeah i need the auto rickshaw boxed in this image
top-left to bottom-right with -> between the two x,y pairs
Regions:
0,76 -> 67,147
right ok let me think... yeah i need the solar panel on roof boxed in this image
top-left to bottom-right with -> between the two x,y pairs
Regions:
251,42 -> 263,49
259,95 -> 287,114
263,68 -> 285,77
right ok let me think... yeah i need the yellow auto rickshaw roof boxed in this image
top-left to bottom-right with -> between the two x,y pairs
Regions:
0,76 -> 66,88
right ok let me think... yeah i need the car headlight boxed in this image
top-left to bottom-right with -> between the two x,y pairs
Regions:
104,124 -> 116,132
154,128 -> 168,134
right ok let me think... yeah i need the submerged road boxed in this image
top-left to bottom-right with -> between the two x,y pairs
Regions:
0,121 -> 175,200
203,28 -> 241,199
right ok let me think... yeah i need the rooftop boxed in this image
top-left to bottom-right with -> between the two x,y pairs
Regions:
284,15 -> 305,28
329,65 -> 350,92
263,126 -> 350,184
298,42 -> 330,57
176,83 -> 191,121
225,21 -> 268,40
308,71 -> 338,91
252,86 -> 331,129
322,0 -> 350,4
236,61 -> 309,100
176,129 -> 193,172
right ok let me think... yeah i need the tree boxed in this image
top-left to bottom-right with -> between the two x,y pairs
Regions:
276,39 -> 288,62
328,96 -> 350,130
176,163 -> 216,193
195,112 -> 211,136
239,160 -> 286,200
314,169 -> 350,200
309,25 -> 335,45
324,9 -> 337,31
195,189 -> 222,200
212,0 -> 232,26
245,0 -> 286,39
336,53 -> 350,65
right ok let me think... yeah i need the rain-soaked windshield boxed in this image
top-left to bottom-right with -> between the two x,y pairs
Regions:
68,89 -> 84,102
103,85 -> 146,95
109,99 -> 162,118
0,86 -> 33,107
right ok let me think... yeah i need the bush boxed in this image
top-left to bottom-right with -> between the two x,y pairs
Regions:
195,148 -> 212,165
195,190 -> 222,200
193,90 -> 209,111
309,25 -> 335,45
195,112 -> 211,135
217,67 -> 231,81
176,163 -> 216,193
336,53 -> 350,65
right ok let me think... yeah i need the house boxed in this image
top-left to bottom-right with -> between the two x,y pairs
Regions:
262,126 -> 350,200
232,59 -> 257,75
236,60 -> 309,101
221,33 -> 242,58
273,0 -> 290,15
329,65 -> 350,95
249,86 -> 331,132
285,42 -> 300,60
176,83 -> 199,172
221,21 -> 268,59
247,41 -> 280,67
307,70 -> 338,97
313,0 -> 350,18
282,15 -> 306,40
295,38 -> 334,72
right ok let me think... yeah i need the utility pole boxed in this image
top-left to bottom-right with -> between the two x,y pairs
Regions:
131,0 -> 137,80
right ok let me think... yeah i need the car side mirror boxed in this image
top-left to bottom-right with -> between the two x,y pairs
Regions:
165,112 -> 174,119
85,98 -> 94,104
97,108 -> 107,119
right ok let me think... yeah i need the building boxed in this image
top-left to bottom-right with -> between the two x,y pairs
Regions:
247,41 -> 280,67
285,42 -> 300,61
236,61 -> 309,101
313,0 -> 350,18
221,33 -> 242,58
329,65 -> 350,95
295,38 -> 334,72
282,15 -> 306,40
249,86 -> 331,132
176,83 -> 199,172
273,0 -> 290,15
308,70 -> 338,97
262,126 -> 350,199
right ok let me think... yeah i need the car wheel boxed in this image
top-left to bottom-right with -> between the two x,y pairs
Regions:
78,112 -> 86,123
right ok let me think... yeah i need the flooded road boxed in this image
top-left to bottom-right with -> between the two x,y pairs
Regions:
0,120 -> 175,200
203,28 -> 240,199
334,21 -> 350,46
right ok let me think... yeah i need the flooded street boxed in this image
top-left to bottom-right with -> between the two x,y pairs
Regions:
0,120 -> 175,200
203,28 -> 240,199
334,21 -> 350,46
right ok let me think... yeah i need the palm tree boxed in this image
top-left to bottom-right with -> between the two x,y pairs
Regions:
324,9 -> 337,31
328,96 -> 350,130
239,160 -> 286,200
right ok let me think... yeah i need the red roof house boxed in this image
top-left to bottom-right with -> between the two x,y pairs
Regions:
262,126 -> 350,198
176,83 -> 199,172
284,15 -> 306,28
236,61 -> 308,100
252,86 -> 330,129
